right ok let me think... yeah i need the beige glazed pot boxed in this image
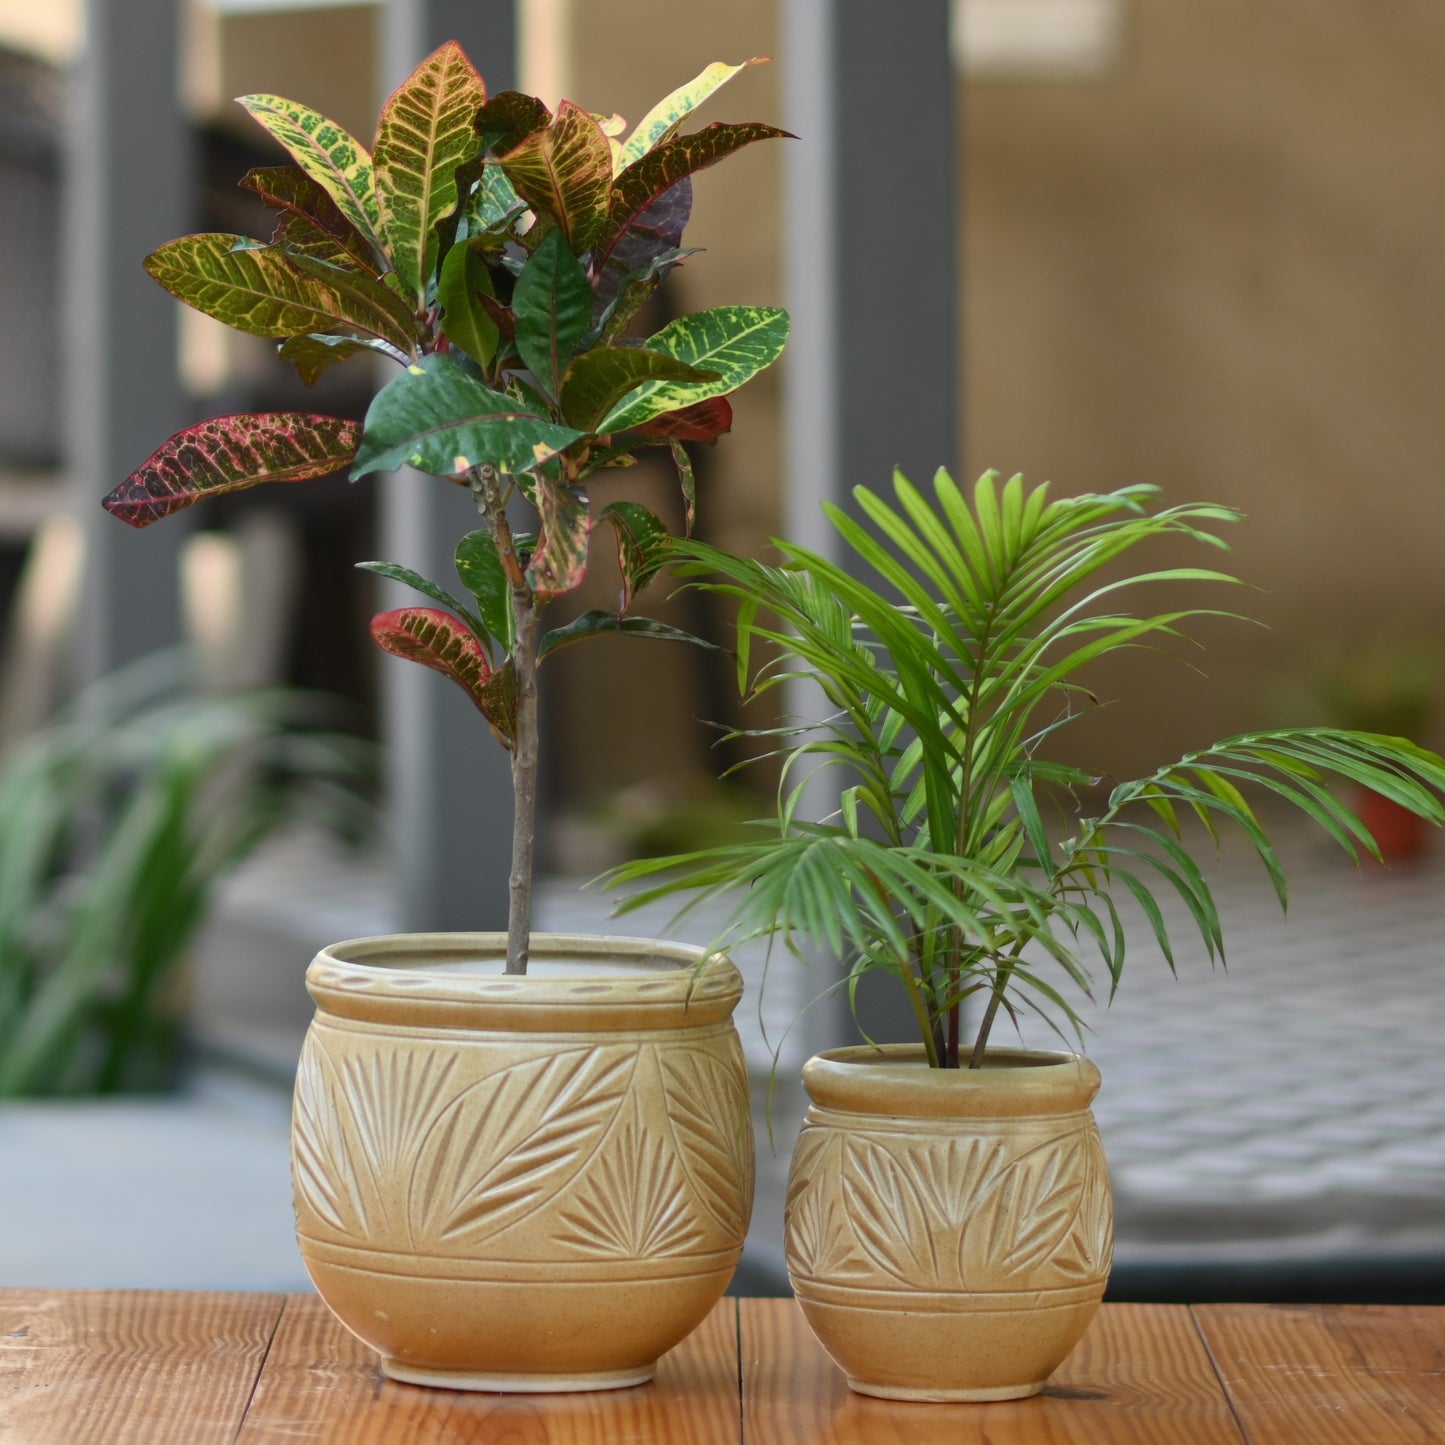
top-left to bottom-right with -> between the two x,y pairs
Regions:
291,933 -> 754,1392
784,1045 -> 1112,1402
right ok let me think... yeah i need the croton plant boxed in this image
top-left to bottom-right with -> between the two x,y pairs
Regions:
103,44 -> 790,973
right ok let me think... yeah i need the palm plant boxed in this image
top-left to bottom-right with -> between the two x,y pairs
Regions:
610,469 -> 1445,1068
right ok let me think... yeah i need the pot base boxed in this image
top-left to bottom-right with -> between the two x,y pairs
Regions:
846,1377 -> 1046,1403
381,1360 -> 655,1393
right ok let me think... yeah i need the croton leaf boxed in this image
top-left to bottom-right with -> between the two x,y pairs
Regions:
273,209 -> 373,273
668,438 -> 697,535
618,57 -> 768,169
539,610 -> 716,661
280,250 -> 420,354
597,500 -> 670,613
499,101 -> 613,253
595,177 -> 692,324
373,41 -> 488,307
436,238 -> 499,367
462,160 -> 524,234
512,228 -> 594,398
355,560 -> 489,649
474,90 -> 552,153
353,352 -> 584,480
242,165 -> 378,271
102,413 -> 361,528
144,234 -> 409,351
527,479 -> 591,598
455,529 -> 514,650
370,607 -> 517,746
595,122 -> 790,267
237,94 -> 382,251
277,333 -> 392,385
635,395 -> 733,443
599,305 -> 789,433
558,346 -> 717,433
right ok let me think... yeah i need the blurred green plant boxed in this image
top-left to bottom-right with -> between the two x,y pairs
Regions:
609,471 -> 1445,1069
0,657 -> 373,1096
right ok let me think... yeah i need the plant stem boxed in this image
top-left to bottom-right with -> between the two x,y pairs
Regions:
470,465 -> 539,976
967,940 -> 1028,1069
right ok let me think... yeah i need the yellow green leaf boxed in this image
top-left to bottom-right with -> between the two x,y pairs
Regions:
499,101 -> 612,252
373,41 -> 487,306
618,58 -> 768,169
238,93 -> 382,251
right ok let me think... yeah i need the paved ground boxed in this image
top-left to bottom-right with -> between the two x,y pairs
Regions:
2,818 -> 1441,1296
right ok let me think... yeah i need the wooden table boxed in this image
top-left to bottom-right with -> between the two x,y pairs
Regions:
2,1291 -> 1442,1443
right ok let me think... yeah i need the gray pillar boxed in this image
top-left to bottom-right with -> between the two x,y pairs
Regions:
378,1 -> 519,932
783,0 -> 959,1043
67,0 -> 190,683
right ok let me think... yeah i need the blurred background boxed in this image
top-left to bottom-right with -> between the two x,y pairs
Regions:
1,0 -> 1442,1301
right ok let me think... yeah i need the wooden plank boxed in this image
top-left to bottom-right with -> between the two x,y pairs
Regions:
739,1298 -> 1245,1444
1194,1303 -> 1445,1445
0,1289 -> 284,1445
236,1293 -> 742,1443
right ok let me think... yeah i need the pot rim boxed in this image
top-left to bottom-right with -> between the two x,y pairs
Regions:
306,931 -> 743,1031
802,1043 -> 1101,1118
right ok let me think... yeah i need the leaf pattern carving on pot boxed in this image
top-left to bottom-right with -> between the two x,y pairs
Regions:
819,1124 -> 1112,1293
657,1042 -> 754,1240
556,1101 -> 707,1258
408,1046 -> 634,1245
293,1032 -> 459,1242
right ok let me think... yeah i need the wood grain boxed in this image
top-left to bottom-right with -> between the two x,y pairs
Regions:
1194,1303 -> 1445,1445
234,1292 -> 742,1443
738,1298 -> 1246,1444
0,1289 -> 284,1444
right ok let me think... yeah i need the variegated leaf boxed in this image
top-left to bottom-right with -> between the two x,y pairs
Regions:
669,437 -> 697,534
499,100 -> 613,252
597,500 -> 670,612
237,93 -> 382,250
272,208 -> 373,273
474,90 -> 551,152
370,607 -> 516,745
462,160 -> 524,233
285,250 -> 420,353
596,122 -> 789,267
374,41 -> 487,305
276,332 -> 386,385
102,413 -> 361,527
558,346 -> 715,433
598,306 -> 789,434
242,164 -> 378,272
618,57 -> 768,168
527,478 -> 591,598
144,234 -> 410,351
353,352 -> 584,481
538,610 -> 712,661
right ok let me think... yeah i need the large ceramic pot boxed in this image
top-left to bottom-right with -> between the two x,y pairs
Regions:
784,1045 -> 1111,1402
291,933 -> 754,1392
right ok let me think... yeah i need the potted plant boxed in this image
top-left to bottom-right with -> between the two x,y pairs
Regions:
609,468 -> 1445,1401
103,44 -> 788,1391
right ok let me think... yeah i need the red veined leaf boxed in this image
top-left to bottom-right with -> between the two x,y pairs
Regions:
558,346 -> 715,433
241,165 -> 377,272
272,209 -> 374,274
634,395 -> 733,443
370,607 -> 517,747
102,413 -> 361,528
474,90 -> 552,153
499,101 -> 613,252
374,41 -> 488,306
594,122 -> 791,267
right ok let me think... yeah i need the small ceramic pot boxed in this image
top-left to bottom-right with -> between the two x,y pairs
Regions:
291,933 -> 753,1392
784,1045 -> 1111,1401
